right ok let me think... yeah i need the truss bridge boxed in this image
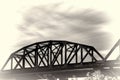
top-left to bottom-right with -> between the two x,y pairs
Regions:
0,40 -> 120,80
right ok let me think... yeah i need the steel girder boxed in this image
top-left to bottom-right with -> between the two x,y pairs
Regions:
2,40 -> 105,70
105,39 -> 120,60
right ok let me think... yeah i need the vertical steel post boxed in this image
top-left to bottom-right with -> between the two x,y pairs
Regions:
65,43 -> 67,64
75,45 -> 78,63
23,49 -> 25,68
50,41 -> 52,66
11,57 -> 13,70
35,44 -> 38,67
81,48 -> 83,64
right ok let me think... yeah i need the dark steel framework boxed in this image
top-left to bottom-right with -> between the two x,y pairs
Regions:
1,40 -> 120,80
105,39 -> 120,60
2,40 -> 105,70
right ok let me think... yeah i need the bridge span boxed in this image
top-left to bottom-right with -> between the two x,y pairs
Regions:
0,40 -> 120,80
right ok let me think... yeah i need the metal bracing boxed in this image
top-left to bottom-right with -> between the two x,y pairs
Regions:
1,39 -> 120,80
2,40 -> 105,70
105,39 -> 120,60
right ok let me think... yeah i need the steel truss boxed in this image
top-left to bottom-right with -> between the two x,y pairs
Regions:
2,40 -> 105,70
1,39 -> 120,80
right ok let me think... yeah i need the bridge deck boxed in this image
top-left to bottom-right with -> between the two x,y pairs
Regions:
0,60 -> 120,79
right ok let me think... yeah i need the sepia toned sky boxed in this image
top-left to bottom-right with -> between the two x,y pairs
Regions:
0,0 -> 120,69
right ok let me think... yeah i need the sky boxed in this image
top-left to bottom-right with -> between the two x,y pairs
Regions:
0,0 -> 120,69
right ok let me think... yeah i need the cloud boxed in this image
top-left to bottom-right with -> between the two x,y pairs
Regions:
17,3 -> 112,51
